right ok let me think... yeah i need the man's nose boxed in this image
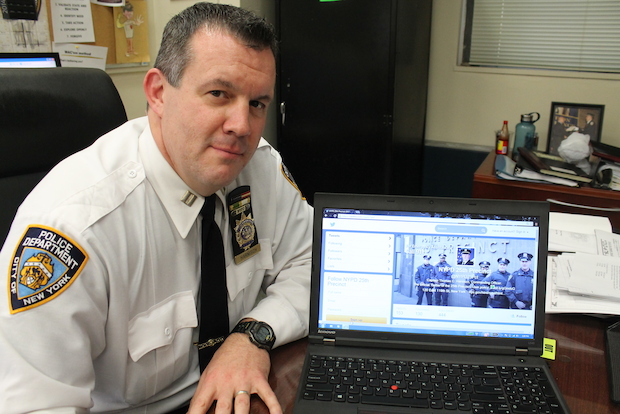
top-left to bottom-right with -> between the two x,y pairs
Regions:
224,101 -> 251,137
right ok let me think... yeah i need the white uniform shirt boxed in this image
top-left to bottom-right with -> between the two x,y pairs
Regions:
0,117 -> 313,413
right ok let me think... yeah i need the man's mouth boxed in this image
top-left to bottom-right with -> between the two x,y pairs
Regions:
211,145 -> 244,158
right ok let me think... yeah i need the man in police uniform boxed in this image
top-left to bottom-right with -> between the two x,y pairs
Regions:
433,253 -> 453,306
506,253 -> 535,310
467,261 -> 490,308
415,255 -> 436,305
581,113 -> 598,141
0,3 -> 312,414
458,248 -> 474,265
484,258 -> 511,309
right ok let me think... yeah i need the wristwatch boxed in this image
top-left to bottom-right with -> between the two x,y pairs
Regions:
231,320 -> 276,351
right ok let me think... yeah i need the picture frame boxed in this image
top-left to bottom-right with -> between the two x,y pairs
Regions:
547,102 -> 604,156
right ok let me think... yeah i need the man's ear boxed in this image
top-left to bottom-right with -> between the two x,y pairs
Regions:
143,68 -> 166,116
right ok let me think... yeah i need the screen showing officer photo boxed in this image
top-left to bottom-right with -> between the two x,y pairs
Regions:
318,209 -> 541,339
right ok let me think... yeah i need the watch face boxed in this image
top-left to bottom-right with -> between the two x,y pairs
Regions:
255,325 -> 274,343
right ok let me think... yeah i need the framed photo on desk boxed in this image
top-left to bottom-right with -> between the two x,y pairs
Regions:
547,102 -> 604,156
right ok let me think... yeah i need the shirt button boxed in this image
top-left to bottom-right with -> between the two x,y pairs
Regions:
164,327 -> 171,337
128,170 -> 137,178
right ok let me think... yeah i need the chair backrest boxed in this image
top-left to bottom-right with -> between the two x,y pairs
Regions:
0,67 -> 128,245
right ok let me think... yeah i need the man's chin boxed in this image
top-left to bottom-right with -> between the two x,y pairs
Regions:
209,169 -> 244,190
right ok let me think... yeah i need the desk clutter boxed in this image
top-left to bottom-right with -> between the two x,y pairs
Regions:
494,117 -> 620,191
546,212 -> 620,315
496,148 -> 620,191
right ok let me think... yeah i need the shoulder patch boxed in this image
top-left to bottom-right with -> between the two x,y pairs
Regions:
280,163 -> 305,200
7,226 -> 88,314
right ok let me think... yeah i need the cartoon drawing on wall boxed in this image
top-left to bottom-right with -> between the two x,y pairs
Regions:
116,2 -> 143,56
113,0 -> 149,64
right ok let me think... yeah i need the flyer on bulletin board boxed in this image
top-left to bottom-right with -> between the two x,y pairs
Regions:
113,0 -> 149,64
52,43 -> 108,70
50,0 -> 95,43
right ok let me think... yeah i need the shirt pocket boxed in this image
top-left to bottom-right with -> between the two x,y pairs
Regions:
226,239 -> 273,305
125,291 -> 198,404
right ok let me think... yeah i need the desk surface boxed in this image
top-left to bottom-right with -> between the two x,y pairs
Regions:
250,314 -> 619,414
472,151 -> 620,230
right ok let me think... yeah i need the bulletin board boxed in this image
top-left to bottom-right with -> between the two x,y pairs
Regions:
45,0 -> 149,66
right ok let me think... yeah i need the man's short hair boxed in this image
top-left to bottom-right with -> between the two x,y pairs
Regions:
154,2 -> 277,87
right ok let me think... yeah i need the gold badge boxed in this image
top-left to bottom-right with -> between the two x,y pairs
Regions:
227,186 -> 261,264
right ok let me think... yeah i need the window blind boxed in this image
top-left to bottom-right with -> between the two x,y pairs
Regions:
465,0 -> 620,73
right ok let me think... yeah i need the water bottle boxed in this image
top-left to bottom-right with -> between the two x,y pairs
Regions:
513,112 -> 540,160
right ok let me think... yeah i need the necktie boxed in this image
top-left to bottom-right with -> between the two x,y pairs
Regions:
197,194 -> 229,371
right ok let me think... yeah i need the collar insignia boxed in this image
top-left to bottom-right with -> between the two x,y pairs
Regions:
181,191 -> 198,207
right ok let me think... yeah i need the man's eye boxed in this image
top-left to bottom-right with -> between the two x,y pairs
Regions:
250,100 -> 266,110
209,91 -> 223,98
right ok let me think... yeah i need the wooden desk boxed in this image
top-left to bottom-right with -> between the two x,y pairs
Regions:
545,314 -> 620,414
252,314 -> 619,414
472,151 -> 620,230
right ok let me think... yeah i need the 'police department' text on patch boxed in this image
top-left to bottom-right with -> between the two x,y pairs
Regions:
8,226 -> 88,314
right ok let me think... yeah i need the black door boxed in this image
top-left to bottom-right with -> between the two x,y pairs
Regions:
277,0 -> 396,205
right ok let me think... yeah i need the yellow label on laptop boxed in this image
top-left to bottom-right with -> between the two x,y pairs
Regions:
542,338 -> 556,360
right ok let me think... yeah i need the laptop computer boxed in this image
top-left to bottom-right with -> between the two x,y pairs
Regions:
293,192 -> 571,414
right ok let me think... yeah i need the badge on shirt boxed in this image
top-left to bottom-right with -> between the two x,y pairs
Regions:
227,186 -> 261,265
8,226 -> 88,314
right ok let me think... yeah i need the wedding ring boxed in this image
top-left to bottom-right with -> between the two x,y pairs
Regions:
235,390 -> 250,397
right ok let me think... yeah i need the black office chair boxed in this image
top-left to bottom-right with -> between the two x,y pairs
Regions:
0,67 -> 128,245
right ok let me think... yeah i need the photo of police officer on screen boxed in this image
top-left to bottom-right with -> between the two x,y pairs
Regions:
458,248 -> 474,265
434,253 -> 453,306
467,261 -> 490,308
415,255 -> 436,305
484,258 -> 511,309
506,252 -> 535,310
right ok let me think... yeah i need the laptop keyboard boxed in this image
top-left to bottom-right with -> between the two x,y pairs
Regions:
302,355 -> 564,414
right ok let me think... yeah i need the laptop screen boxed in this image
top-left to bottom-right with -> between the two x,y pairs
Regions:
0,53 -> 61,68
316,196 -> 545,343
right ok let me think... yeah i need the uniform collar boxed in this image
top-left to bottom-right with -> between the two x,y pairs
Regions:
138,121 -> 223,238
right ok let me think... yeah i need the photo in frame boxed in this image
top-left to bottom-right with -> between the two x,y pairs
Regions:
547,102 -> 604,156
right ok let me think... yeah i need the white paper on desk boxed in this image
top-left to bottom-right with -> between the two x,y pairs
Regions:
548,230 -> 598,254
53,44 -> 107,70
562,253 -> 620,300
548,212 -> 612,253
546,256 -> 618,314
51,0 -> 95,44
595,230 -> 620,257
550,254 -> 574,291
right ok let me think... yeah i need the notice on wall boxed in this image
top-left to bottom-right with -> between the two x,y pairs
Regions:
51,0 -> 95,43
53,43 -> 108,70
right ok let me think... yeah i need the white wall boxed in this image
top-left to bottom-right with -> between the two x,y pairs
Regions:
426,0 -> 620,150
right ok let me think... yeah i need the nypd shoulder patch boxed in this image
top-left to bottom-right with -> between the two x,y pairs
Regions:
280,163 -> 305,199
8,226 -> 88,314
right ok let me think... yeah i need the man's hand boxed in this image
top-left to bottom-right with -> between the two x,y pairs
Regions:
187,332 -> 282,414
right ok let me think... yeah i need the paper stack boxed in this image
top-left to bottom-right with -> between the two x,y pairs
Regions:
546,212 -> 620,315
